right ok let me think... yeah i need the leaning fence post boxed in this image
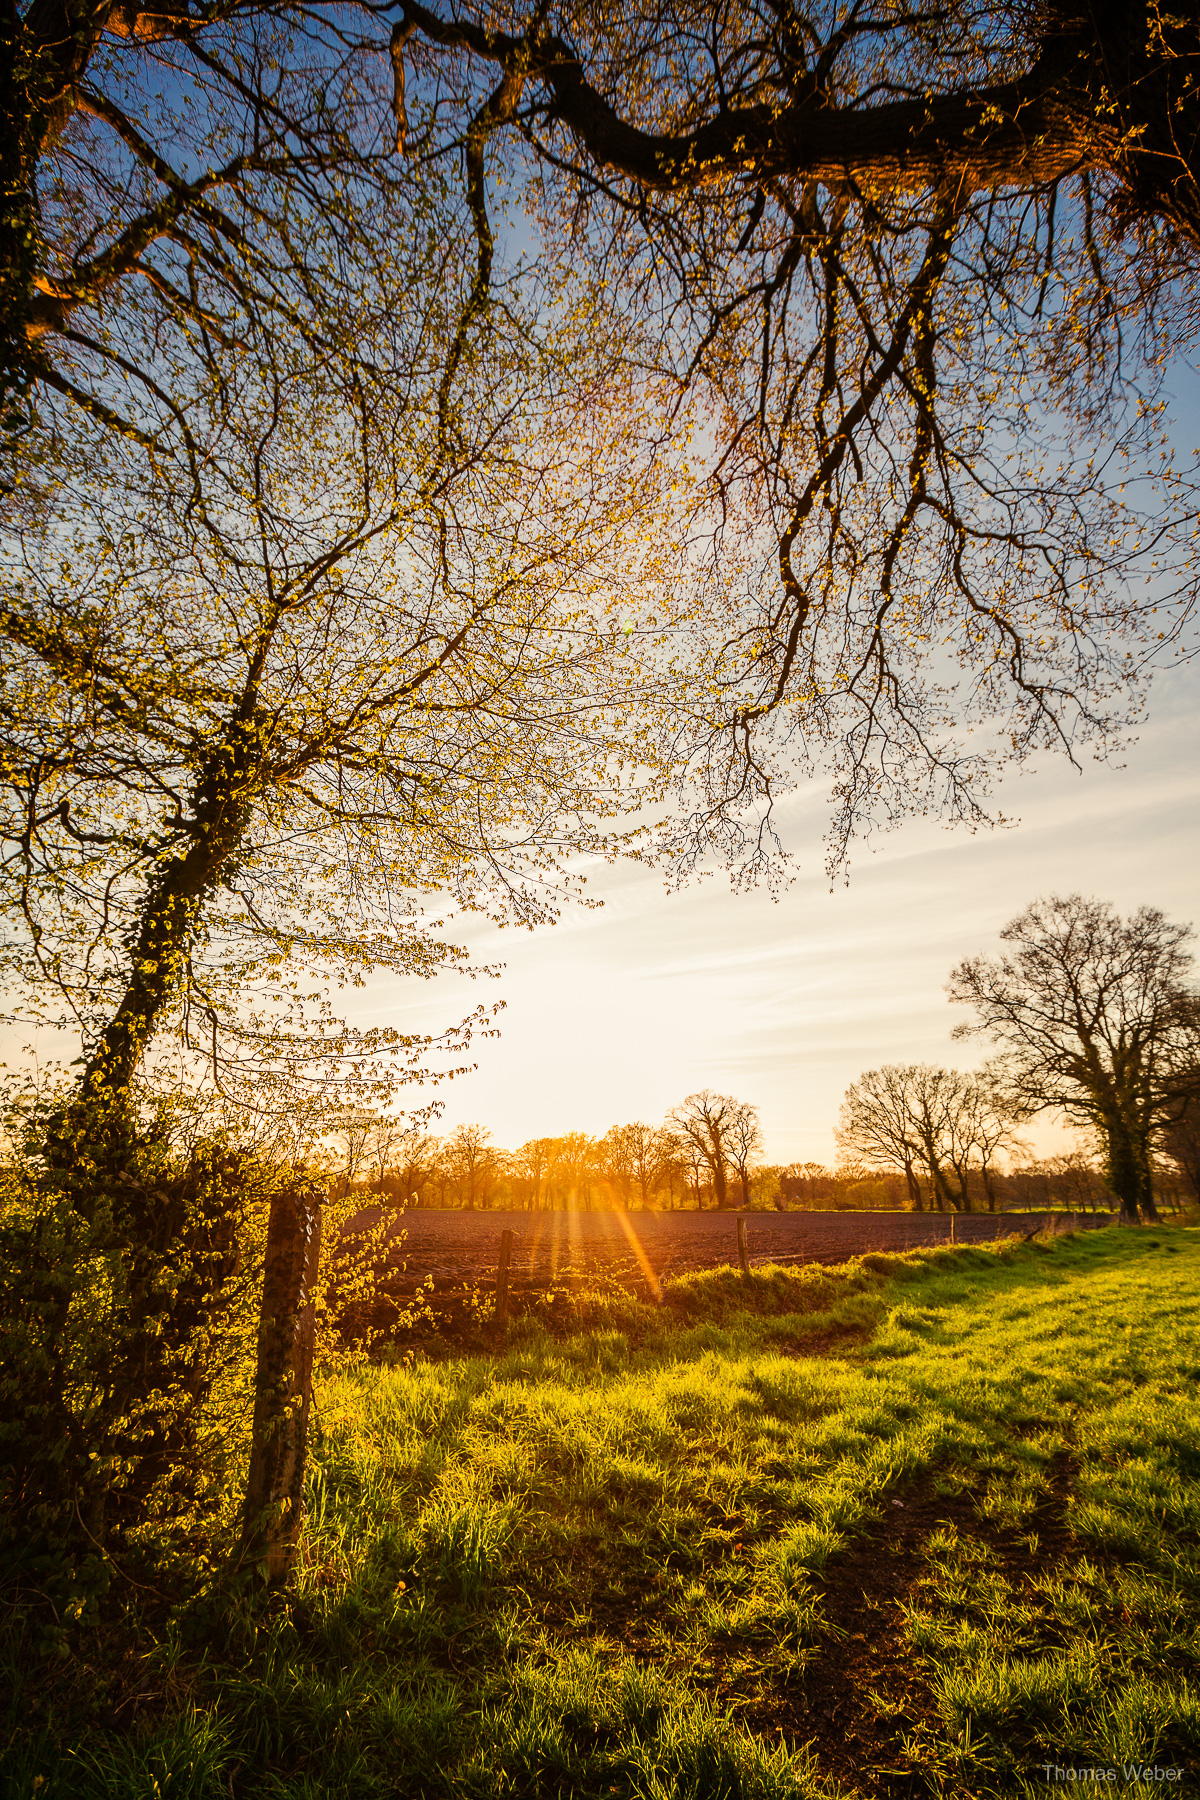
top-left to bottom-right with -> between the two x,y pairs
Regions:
495,1227 -> 514,1325
736,1215 -> 750,1278
240,1179 -> 323,1584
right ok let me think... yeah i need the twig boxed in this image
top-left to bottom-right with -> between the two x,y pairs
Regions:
72,1498 -> 171,1602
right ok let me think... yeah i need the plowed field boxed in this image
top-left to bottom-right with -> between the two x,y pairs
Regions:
341,1205 -> 1113,1295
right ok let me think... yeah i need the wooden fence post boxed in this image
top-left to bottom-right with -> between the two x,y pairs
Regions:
736,1216 -> 750,1278
495,1228 -> 513,1325
239,1180 -> 323,1584
950,1213 -> 956,1245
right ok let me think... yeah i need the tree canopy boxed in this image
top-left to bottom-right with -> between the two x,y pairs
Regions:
394,0 -> 1200,869
5,0 -> 1199,886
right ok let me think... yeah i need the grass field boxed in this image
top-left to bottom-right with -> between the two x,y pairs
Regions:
4,1225 -> 1199,1799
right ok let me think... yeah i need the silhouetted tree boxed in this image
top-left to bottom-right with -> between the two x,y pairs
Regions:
837,1063 -> 1019,1211
443,1124 -> 499,1211
512,1138 -> 554,1210
836,1068 -> 929,1211
725,1102 -> 764,1208
949,896 -> 1197,1223
389,1131 -> 443,1209
598,1124 -> 636,1208
669,1092 -> 741,1209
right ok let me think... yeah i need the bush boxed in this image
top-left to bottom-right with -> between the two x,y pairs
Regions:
0,1115 -> 278,1620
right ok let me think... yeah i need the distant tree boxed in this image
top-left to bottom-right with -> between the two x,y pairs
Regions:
1161,1086 -> 1200,1203
361,1115 -> 409,1198
668,1091 -> 742,1210
893,1066 -> 968,1212
443,1124 -> 499,1211
837,1064 -> 1017,1212
548,1133 -> 597,1210
598,1125 -> 636,1208
326,1107 -> 378,1201
651,1130 -> 688,1210
836,1068 -> 928,1211
512,1138 -> 554,1210
595,1123 -> 677,1209
1039,1151 -> 1108,1216
390,1131 -> 443,1209
724,1102 -> 764,1208
632,1124 -> 675,1210
933,1066 -> 1025,1213
778,1162 -> 833,1210
958,1066 -> 1027,1212
663,1127 -> 709,1210
949,896 -> 1198,1223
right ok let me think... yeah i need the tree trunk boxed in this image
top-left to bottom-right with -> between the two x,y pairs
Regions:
46,726 -> 258,1182
1104,1118 -> 1146,1224
946,1160 -> 973,1211
712,1158 -> 729,1209
239,1180 -> 323,1584
903,1160 -> 924,1212
927,1162 -> 946,1212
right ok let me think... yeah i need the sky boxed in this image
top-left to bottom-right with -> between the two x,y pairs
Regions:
341,656 -> 1200,1166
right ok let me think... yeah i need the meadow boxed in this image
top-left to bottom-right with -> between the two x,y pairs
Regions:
5,1225 -> 1198,1800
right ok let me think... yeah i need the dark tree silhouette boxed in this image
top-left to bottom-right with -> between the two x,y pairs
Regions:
725,1101 -> 764,1208
949,895 -> 1197,1223
669,1092 -> 739,1208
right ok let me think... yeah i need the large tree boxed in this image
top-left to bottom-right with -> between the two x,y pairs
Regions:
948,894 -> 1197,1222
0,92 -> 685,1577
397,0 -> 1200,873
1,134 -> 678,1151
8,2 -> 1200,879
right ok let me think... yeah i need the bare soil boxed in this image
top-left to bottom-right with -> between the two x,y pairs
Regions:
341,1205 -> 1113,1299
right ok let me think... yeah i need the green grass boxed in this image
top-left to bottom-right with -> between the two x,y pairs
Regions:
3,1227 -> 1199,1799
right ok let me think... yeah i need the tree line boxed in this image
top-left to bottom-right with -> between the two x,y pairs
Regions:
335,1092 -> 768,1212
341,1117 -> 1163,1218
336,895 -> 1200,1225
